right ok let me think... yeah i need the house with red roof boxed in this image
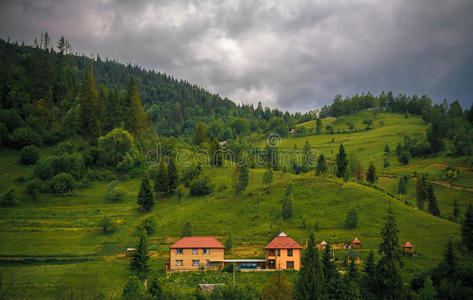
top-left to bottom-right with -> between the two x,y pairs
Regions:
167,237 -> 225,271
264,232 -> 302,270
351,238 -> 362,249
402,241 -> 414,256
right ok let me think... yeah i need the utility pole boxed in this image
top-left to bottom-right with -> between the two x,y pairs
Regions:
233,263 -> 236,287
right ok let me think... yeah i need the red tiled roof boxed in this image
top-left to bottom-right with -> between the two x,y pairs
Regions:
352,238 -> 361,244
265,232 -> 302,249
402,242 -> 413,248
170,237 -> 225,249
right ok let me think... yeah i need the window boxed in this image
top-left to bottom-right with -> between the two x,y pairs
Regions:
192,249 -> 198,255
286,261 -> 294,269
176,249 -> 183,255
192,260 -> 200,266
206,260 -> 211,266
277,249 -> 280,256
203,248 -> 210,254
287,249 -> 293,257
176,260 -> 183,266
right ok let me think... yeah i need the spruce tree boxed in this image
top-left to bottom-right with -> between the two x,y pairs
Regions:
398,177 -> 407,195
130,231 -> 149,275
366,161 -> 377,184
193,122 -> 207,145
336,143 -> 348,178
137,177 -> 154,212
461,203 -> 473,250
154,160 -> 168,193
376,204 -> 404,299
209,139 -> 223,167
78,68 -> 101,139
225,234 -> 233,253
322,243 -> 336,284
149,277 -> 163,299
362,250 -> 377,298
167,157 -> 178,193
181,221 -> 192,237
123,77 -> 148,135
416,175 -> 427,210
236,163 -> 249,194
426,183 -> 440,217
316,118 -> 322,134
296,232 -> 327,300
104,86 -> 122,131
316,154 -> 327,176
453,199 -> 459,221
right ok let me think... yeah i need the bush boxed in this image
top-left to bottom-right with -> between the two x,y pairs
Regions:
50,173 -> 74,194
98,128 -> 138,168
344,208 -> 358,229
10,127 -> 42,148
442,166 -> 460,183
189,175 -> 213,196
34,153 -> 85,181
116,152 -> 135,173
98,216 -> 115,232
1,188 -> 19,206
20,145 -> 40,165
26,180 -> 44,200
399,151 -> 411,165
384,158 -> 390,168
55,141 -> 77,155
105,181 -> 125,202
139,217 -> 155,235
181,164 -> 201,187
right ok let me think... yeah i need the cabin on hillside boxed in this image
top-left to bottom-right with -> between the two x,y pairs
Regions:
168,237 -> 225,271
219,141 -> 227,147
317,241 -> 327,250
265,232 -> 302,270
289,129 -> 298,136
345,250 -> 361,264
402,242 -> 414,256
351,238 -> 362,249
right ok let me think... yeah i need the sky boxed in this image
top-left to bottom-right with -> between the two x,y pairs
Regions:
1,0 -> 472,112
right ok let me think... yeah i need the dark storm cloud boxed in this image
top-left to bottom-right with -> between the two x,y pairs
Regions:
1,0 -> 472,112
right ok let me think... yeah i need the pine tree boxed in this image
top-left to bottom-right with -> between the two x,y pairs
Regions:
167,157 -> 178,193
148,277 -> 163,299
225,234 -> 233,253
122,276 -> 144,299
104,86 -> 122,131
123,77 -> 148,135
417,277 -> 436,300
316,118 -> 322,134
362,250 -> 377,298
137,177 -> 154,212
263,167 -> 273,190
209,139 -> 223,167
398,177 -> 407,195
78,68 -> 101,139
461,203 -> 473,250
376,204 -> 404,299
181,221 -> 192,237
322,243 -> 336,284
193,121 -> 207,145
316,154 -> 327,176
426,183 -> 440,217
366,161 -> 377,184
347,259 -> 360,283
282,184 -> 294,220
296,232 -> 327,300
154,160 -> 168,193
453,199 -> 459,221
384,144 -> 390,153
130,231 -> 149,275
236,163 -> 249,194
336,143 -> 348,178
443,240 -> 457,279
416,175 -> 427,210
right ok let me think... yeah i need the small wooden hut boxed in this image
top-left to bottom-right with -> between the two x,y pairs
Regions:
402,242 -> 414,256
351,238 -> 362,249
345,250 -> 361,264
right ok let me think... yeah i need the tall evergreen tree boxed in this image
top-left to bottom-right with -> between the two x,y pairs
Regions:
137,177 -> 154,212
154,160 -> 168,193
130,231 -> 149,275
361,250 -> 377,298
104,85 -> 122,131
78,68 -> 101,139
316,118 -> 322,134
376,204 -> 404,299
322,243 -> 336,284
453,199 -> 459,221
209,138 -> 223,167
236,163 -> 249,194
282,184 -> 294,220
416,175 -> 427,210
398,177 -> 407,195
123,77 -> 148,135
193,121 -> 207,145
366,161 -> 377,184
336,143 -> 348,178
167,157 -> 178,193
181,221 -> 192,237
426,183 -> 440,217
461,203 -> 473,250
296,232 -> 327,300
316,154 -> 327,176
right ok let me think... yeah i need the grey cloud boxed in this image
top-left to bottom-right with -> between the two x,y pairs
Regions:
1,0 -> 472,112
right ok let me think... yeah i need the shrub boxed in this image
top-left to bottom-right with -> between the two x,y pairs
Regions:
34,153 -> 85,181
344,208 -> 358,229
1,188 -> 18,206
26,180 -> 44,200
399,151 -> 410,165
105,181 -> 125,202
384,158 -> 390,168
20,145 -> 40,165
442,166 -> 460,183
98,216 -> 115,233
98,128 -> 138,167
181,164 -> 201,187
50,173 -> 74,194
116,152 -> 135,173
189,175 -> 213,196
55,141 -> 77,155
139,217 -> 155,235
10,127 -> 42,148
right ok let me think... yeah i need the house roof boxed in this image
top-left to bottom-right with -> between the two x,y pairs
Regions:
352,238 -> 361,244
402,242 -> 414,248
345,250 -> 360,257
265,232 -> 302,249
170,237 -> 225,249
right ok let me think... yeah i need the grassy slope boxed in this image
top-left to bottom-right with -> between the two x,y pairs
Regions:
0,111 -> 472,298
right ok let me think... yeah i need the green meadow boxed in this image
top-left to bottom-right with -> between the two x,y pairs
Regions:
1,111 -> 472,298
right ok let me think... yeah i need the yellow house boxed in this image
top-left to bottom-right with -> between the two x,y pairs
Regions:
265,232 -> 302,270
168,237 -> 225,271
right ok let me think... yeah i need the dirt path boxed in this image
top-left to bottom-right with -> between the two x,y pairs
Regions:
430,180 -> 473,192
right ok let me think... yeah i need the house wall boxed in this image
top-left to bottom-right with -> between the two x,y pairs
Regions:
268,249 -> 301,270
169,248 -> 224,271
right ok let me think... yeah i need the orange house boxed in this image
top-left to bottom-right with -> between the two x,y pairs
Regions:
168,237 -> 225,271
265,232 -> 302,270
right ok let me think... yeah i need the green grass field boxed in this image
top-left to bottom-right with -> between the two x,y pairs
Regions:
1,111 -> 472,299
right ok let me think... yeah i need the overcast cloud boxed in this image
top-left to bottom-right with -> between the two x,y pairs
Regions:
1,0 -> 472,112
